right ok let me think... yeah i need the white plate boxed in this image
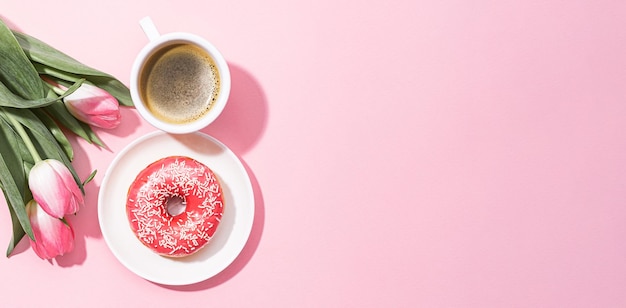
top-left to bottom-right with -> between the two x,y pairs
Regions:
98,131 -> 254,285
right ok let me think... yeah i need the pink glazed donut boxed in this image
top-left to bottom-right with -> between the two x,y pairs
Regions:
126,156 -> 224,257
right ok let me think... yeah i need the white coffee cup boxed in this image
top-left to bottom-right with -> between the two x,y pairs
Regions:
130,17 -> 231,134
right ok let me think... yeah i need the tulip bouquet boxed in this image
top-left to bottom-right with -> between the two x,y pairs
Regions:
0,19 -> 133,259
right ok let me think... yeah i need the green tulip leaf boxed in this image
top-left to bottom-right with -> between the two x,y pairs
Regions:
0,111 -> 35,186
83,170 -> 97,186
79,121 -> 105,148
89,76 -> 133,107
33,109 -> 73,160
0,111 -> 34,247
0,110 -> 30,199
0,77 -> 83,109
13,31 -> 107,77
13,31 -> 134,107
0,20 -> 44,100
44,102 -> 91,143
4,161 -> 33,257
5,193 -> 26,257
44,102 -> 105,147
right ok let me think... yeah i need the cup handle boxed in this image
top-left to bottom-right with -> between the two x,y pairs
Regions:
139,16 -> 160,41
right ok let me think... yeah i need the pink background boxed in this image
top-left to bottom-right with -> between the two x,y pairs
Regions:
2,0 -> 626,306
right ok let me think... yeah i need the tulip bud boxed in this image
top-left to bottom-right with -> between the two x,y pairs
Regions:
62,83 -> 121,129
26,200 -> 74,259
28,159 -> 84,218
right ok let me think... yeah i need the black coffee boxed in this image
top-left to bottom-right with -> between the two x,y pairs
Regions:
140,43 -> 220,124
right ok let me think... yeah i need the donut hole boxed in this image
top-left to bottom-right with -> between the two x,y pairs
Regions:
165,195 -> 186,216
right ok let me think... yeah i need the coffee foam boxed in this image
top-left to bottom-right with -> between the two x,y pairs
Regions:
141,44 -> 220,124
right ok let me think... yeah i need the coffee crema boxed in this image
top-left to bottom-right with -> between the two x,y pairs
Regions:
139,43 -> 220,124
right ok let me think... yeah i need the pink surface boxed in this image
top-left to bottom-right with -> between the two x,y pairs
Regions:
1,1 -> 626,306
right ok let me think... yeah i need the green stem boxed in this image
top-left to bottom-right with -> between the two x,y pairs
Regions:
4,111 -> 42,162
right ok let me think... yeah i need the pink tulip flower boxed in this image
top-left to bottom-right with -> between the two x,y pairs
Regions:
62,83 -> 121,129
26,200 -> 75,259
28,159 -> 84,218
